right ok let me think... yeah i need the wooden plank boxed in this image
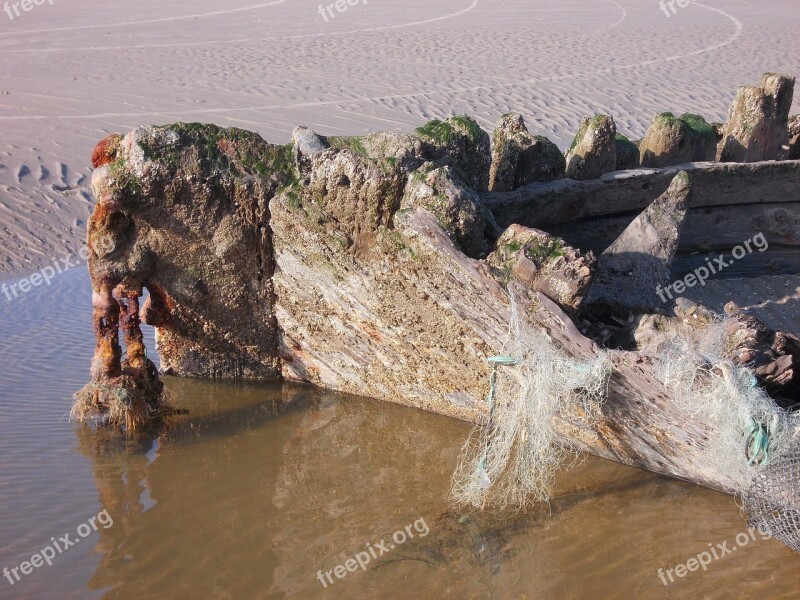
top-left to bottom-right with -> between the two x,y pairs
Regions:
482,160 -> 800,230
545,203 -> 800,257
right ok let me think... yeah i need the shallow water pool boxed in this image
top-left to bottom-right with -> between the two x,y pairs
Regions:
0,268 -> 798,599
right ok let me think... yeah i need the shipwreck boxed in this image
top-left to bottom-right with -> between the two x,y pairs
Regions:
75,73 -> 800,552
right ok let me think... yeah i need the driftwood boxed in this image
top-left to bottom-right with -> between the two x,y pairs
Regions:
481,161 -> 800,228
74,121 -> 799,502
481,160 -> 800,253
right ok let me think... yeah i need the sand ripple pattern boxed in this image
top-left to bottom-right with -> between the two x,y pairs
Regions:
0,0 -> 798,273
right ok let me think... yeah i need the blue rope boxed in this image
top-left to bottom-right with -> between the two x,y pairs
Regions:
715,366 -> 771,467
746,419 -> 771,466
477,355 -> 519,476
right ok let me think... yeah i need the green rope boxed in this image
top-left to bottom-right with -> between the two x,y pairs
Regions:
746,418 -> 771,466
477,355 -> 519,479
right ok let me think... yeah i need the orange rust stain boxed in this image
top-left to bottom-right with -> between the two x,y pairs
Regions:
91,134 -> 122,168
360,323 -> 383,343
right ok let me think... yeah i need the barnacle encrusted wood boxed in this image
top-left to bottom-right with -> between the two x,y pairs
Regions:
76,78 -> 798,520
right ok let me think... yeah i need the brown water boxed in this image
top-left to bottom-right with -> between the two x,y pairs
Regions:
1,268 -> 799,599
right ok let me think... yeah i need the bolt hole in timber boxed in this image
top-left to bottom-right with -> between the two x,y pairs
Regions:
1,1 -> 800,598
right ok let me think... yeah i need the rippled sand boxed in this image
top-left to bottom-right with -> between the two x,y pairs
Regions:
1,2 -> 800,598
0,0 -> 798,272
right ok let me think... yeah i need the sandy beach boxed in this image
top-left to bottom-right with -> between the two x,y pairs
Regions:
2,3 -> 800,598
0,0 -> 798,273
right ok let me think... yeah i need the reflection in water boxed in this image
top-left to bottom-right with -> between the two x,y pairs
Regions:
70,378 -> 800,600
70,379 -> 466,599
72,380 -> 304,598
1,269 -> 799,599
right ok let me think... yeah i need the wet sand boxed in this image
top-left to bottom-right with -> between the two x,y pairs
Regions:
1,2 -> 800,597
0,269 -> 798,599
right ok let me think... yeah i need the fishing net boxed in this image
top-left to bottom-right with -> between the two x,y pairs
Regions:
449,289 -> 610,510
652,316 -> 798,495
745,432 -> 800,553
652,315 -> 800,554
450,290 -> 800,555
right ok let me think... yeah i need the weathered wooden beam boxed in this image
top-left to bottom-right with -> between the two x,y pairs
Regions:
78,124 -> 797,502
481,160 -> 800,232
528,291 -> 744,492
545,204 -> 800,258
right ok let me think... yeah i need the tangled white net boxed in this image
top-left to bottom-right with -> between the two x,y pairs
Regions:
746,431 -> 800,553
449,290 -> 610,510
653,315 -> 800,555
653,316 -> 799,494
